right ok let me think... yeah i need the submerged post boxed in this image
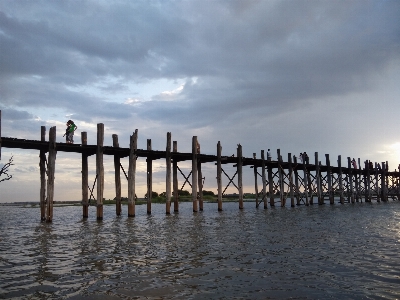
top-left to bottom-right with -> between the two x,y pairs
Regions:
128,130 -> 138,217
277,149 -> 284,206
40,126 -> 46,221
347,157 -> 354,203
82,132 -> 89,218
326,154 -> 333,204
198,152 -> 203,211
192,136 -> 198,212
238,144 -> 243,209
46,126 -> 56,222
166,132 -> 171,214
147,139 -> 152,214
268,158 -> 274,207
381,162 -> 387,201
173,141 -> 179,212
96,124 -> 104,220
217,141 -> 222,211
113,134 -> 121,216
315,152 -> 322,205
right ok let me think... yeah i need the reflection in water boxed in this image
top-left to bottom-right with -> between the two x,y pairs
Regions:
0,202 -> 400,299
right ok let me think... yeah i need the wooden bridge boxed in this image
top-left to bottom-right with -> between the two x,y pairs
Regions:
1,110 -> 399,222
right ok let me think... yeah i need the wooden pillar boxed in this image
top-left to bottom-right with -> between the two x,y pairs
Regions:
217,141 -> 222,211
96,124 -> 104,220
382,162 -> 387,202
293,156 -> 300,206
198,156 -> 203,211
261,150 -> 267,209
82,132 -> 89,218
325,154 -> 333,204
355,158 -> 360,202
238,144 -> 243,209
338,155 -> 344,204
166,132 -> 171,214
268,159 -> 274,206
347,157 -> 354,203
277,149 -> 284,206
303,158 -> 309,206
0,110 -> 2,160
173,141 -> 179,212
364,160 -> 372,202
315,152 -> 322,205
40,126 -> 46,221
375,163 -> 380,202
192,136 -> 198,212
112,134 -> 122,216
288,153 -> 295,207
128,130 -> 138,217
46,126 -> 56,222
306,156 -> 313,205
253,153 -> 259,207
146,139 -> 152,214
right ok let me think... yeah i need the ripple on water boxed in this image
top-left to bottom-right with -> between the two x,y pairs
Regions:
1,202 -> 400,299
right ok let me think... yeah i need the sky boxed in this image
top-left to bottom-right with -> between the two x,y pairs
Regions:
1,0 -> 400,203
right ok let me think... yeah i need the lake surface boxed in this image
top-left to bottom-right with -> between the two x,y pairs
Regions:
1,201 -> 400,299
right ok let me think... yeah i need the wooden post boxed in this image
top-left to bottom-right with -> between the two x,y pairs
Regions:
374,163 -> 380,202
46,126 -> 56,222
0,110 -> 2,160
128,130 -> 138,217
303,157 -> 309,206
355,158 -> 360,202
347,157 -> 354,203
261,150 -> 267,209
325,154 -> 333,204
40,126 -> 46,221
306,156 -> 313,205
382,162 -> 387,201
217,141 -> 222,211
253,153 -> 259,207
293,156 -> 300,205
173,141 -> 179,212
96,124 -> 104,220
238,144 -> 243,209
338,155 -> 344,204
82,132 -> 89,218
166,132 -> 171,214
288,153 -> 295,207
268,159 -> 274,207
192,136 -> 198,212
364,161 -> 369,202
113,134 -> 122,216
315,152 -> 322,205
198,155 -> 203,211
277,149 -> 284,206
146,139 -> 152,214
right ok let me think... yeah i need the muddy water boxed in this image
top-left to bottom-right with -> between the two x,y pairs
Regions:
1,201 -> 400,299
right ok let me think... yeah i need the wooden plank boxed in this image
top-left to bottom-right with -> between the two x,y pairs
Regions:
82,132 -> 89,218
113,134 -> 121,216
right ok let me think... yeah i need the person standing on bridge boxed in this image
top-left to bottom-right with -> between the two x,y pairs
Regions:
65,120 -> 78,144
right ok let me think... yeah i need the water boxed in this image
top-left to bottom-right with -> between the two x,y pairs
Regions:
1,201 -> 400,299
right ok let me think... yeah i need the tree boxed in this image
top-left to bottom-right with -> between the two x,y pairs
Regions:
0,155 -> 13,183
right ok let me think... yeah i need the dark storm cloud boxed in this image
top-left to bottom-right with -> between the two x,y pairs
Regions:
1,0 -> 399,131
